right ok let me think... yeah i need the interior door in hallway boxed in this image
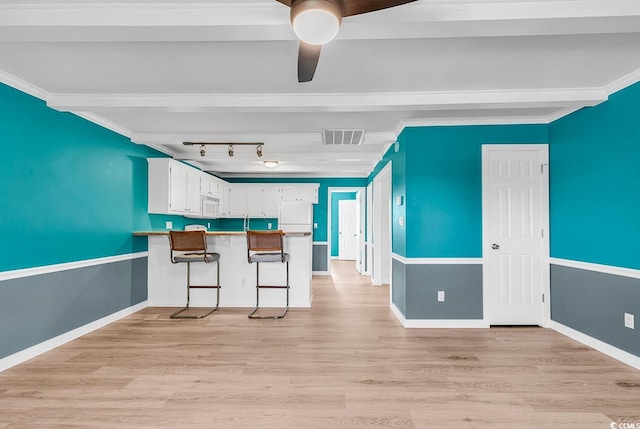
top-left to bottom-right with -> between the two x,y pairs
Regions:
338,199 -> 357,260
482,145 -> 549,326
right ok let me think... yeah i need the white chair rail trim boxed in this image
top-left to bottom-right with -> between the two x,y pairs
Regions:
0,252 -> 149,282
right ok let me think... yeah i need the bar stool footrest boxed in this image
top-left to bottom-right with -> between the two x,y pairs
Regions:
248,305 -> 288,319
170,305 -> 219,319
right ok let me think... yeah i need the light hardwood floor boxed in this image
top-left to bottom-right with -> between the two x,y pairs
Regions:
1,261 -> 639,428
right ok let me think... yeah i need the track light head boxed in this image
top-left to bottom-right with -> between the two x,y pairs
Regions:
200,144 -> 206,157
228,144 -> 234,157
256,144 -> 263,157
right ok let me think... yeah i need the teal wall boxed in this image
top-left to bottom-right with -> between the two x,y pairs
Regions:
550,81 -> 640,270
369,125 -> 549,260
330,191 -> 357,256
0,82 -> 158,361
402,124 -> 549,258
0,83 -> 163,272
548,81 -> 640,358
228,177 -> 367,242
378,124 -> 548,319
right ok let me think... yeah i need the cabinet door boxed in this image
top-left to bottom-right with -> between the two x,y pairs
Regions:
168,163 -> 188,213
246,186 -> 265,217
298,185 -> 318,203
280,185 -> 299,202
185,169 -> 202,215
261,186 -> 280,217
210,178 -> 221,199
199,172 -> 210,195
229,185 -> 248,217
220,183 -> 231,217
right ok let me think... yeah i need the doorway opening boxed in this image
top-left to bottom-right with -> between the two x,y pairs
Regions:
327,187 -> 366,276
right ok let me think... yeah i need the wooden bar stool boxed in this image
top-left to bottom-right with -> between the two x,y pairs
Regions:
168,230 -> 220,319
246,230 -> 289,319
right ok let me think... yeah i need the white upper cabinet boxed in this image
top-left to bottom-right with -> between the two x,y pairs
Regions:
200,174 -> 221,199
148,165 -> 319,219
148,158 -> 202,216
228,185 -> 248,217
246,186 -> 280,217
220,182 -> 231,217
279,184 -> 319,203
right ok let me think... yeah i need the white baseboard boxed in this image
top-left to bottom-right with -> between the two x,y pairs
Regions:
549,320 -> 640,370
390,303 -> 489,328
0,301 -> 148,373
312,271 -> 330,276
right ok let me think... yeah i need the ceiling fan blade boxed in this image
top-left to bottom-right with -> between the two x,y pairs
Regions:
341,0 -> 417,17
298,42 -> 321,82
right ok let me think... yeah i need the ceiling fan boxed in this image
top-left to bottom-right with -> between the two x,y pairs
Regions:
276,0 -> 417,82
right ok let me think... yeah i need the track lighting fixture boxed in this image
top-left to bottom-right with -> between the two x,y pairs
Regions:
183,142 -> 266,160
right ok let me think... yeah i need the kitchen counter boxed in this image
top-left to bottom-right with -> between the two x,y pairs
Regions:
136,231 -> 313,309
133,230 -> 311,236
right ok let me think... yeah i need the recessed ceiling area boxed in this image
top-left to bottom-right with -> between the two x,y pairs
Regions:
1,0 -> 639,177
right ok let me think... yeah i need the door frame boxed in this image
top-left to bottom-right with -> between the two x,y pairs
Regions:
371,162 -> 392,287
481,144 -> 551,327
327,187 -> 366,276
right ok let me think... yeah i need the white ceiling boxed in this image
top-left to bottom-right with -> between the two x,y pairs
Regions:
1,0 -> 639,177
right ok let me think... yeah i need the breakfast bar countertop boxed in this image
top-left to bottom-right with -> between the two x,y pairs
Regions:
133,230 -> 311,236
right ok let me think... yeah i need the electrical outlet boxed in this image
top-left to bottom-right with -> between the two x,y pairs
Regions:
165,221 -> 173,229
399,216 -> 405,226
207,222 -> 211,229
268,222 -> 272,230
625,313 -> 635,329
438,291 -> 445,302
313,223 -> 318,229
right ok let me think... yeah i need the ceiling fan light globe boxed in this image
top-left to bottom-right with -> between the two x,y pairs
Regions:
263,160 -> 279,168
291,1 -> 341,45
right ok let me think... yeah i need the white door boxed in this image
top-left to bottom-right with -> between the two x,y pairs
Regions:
483,145 -> 549,326
338,199 -> 357,260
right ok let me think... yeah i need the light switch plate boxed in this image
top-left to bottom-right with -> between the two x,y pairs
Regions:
625,313 -> 635,329
399,216 -> 404,226
438,291 -> 445,302
165,221 -> 173,229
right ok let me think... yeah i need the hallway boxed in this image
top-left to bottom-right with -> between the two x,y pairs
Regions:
0,261 -> 638,428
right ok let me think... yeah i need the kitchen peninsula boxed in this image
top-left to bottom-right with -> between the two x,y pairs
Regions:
134,230 -> 313,309
141,158 -> 319,310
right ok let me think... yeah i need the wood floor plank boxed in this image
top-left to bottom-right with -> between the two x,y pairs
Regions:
0,261 -> 638,428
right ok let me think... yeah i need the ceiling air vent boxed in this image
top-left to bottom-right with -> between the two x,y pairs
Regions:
322,129 -> 365,146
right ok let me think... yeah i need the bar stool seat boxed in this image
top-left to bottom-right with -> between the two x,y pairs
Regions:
249,253 -> 289,263
173,253 -> 219,263
246,230 -> 289,319
169,230 -> 221,319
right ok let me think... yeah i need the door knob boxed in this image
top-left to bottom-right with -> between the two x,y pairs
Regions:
491,244 -> 500,250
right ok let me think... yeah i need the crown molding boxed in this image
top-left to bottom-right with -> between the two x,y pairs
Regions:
0,68 -> 49,101
604,66 -> 640,96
